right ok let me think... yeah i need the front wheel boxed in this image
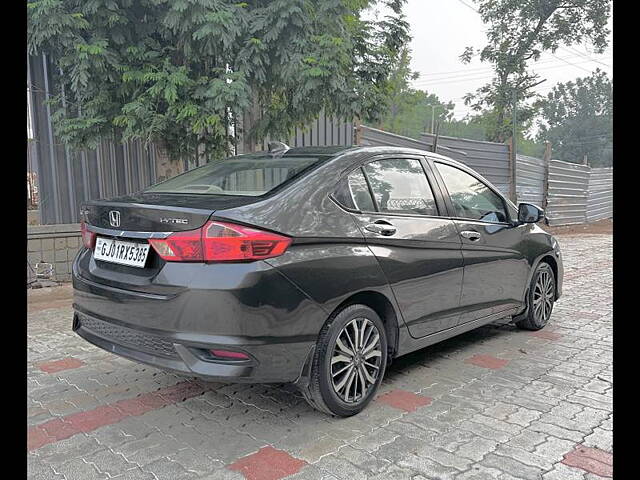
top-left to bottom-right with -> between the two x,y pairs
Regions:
516,262 -> 556,331
304,304 -> 388,417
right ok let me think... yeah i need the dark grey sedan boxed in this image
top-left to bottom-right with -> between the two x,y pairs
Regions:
73,144 -> 563,416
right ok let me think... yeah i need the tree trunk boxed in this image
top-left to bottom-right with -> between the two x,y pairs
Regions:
241,90 -> 261,153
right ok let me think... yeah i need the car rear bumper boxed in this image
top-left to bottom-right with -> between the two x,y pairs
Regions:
71,249 -> 324,383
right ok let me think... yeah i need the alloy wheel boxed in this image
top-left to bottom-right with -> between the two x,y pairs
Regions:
532,269 -> 555,323
330,317 -> 383,403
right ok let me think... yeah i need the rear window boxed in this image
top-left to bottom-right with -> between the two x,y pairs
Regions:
145,155 -> 323,196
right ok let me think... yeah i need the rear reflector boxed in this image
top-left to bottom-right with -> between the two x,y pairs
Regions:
80,221 -> 96,250
148,221 -> 291,262
210,349 -> 250,360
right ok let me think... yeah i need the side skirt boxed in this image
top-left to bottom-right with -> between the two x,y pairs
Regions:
395,307 -> 519,358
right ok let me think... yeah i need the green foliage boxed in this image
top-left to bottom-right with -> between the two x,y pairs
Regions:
535,69 -> 612,166
28,0 -> 410,161
461,0 -> 611,142
376,49 -> 454,138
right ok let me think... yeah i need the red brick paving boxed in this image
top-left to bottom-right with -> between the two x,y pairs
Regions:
376,389 -> 433,412
38,357 -> 85,374
227,446 -> 307,480
27,380 -> 207,451
562,445 -> 613,478
464,354 -> 510,369
529,330 -> 562,340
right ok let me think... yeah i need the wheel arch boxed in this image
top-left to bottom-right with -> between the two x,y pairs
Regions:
515,252 -> 560,321
537,254 -> 559,300
328,290 -> 400,361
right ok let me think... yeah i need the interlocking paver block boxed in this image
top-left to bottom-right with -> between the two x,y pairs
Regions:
562,445 -> 613,478
464,354 -> 510,369
376,389 -> 432,412
38,357 -> 84,373
529,330 -> 563,340
26,233 -> 613,480
227,446 -> 307,480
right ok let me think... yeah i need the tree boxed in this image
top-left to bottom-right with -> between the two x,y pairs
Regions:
376,48 -> 454,138
27,0 -> 410,161
461,0 -> 611,143
535,69 -> 612,166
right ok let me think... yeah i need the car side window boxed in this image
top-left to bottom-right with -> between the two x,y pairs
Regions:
435,162 -> 508,223
347,169 -> 376,212
362,159 -> 438,216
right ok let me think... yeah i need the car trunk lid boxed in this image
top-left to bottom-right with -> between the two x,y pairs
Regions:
83,193 -> 260,232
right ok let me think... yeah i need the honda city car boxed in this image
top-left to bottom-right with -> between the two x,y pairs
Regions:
72,143 -> 563,416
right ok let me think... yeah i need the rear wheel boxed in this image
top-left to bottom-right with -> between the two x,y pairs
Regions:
516,262 -> 556,331
304,304 -> 387,417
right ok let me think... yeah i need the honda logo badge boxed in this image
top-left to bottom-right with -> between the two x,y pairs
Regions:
109,210 -> 121,228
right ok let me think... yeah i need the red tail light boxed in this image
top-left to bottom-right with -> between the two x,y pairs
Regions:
148,221 -> 291,262
80,221 -> 96,250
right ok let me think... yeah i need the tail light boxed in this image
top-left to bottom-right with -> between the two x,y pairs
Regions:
148,221 -> 291,262
80,221 -> 96,250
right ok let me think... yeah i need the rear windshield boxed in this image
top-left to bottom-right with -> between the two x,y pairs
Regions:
145,155 -> 322,196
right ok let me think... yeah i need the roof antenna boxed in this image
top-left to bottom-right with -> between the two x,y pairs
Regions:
267,141 -> 290,155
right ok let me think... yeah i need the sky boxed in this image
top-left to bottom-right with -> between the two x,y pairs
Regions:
400,0 -> 613,120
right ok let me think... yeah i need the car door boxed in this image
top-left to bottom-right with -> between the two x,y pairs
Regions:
428,159 -> 530,324
337,155 -> 464,338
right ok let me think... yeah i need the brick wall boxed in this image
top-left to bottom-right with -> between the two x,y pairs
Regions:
27,224 -> 81,282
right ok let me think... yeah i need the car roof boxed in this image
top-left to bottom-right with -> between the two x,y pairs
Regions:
248,145 -> 467,169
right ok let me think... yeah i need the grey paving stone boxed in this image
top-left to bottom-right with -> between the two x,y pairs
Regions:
51,458 -> 108,480
26,233 -> 613,480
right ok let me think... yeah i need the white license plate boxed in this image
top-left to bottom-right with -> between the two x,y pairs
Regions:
94,237 -> 150,268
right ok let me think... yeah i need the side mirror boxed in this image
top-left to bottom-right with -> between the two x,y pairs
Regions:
518,203 -> 544,224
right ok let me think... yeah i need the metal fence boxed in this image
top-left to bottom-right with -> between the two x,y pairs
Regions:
515,154 -> 546,207
358,126 -> 511,195
358,126 -> 611,226
586,167 -> 613,222
420,132 -> 511,195
28,53 -> 353,225
546,159 -> 591,226
27,49 -> 610,227
253,111 -> 353,152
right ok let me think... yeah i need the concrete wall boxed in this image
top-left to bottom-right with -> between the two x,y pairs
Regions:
27,223 -> 81,282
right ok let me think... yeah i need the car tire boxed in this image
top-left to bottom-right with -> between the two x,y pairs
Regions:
516,262 -> 556,331
304,304 -> 388,417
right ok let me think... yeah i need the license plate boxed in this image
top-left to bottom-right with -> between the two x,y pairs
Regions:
94,237 -> 150,268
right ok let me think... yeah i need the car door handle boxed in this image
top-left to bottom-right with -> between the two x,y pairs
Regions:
460,230 -> 481,241
365,220 -> 397,236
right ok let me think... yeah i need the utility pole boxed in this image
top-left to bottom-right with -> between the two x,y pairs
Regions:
429,105 -> 444,134
510,89 -> 518,203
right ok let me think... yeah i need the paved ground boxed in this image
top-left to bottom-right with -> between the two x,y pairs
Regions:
27,233 -> 613,480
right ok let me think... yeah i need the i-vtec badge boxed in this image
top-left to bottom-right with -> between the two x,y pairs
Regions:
160,217 -> 189,225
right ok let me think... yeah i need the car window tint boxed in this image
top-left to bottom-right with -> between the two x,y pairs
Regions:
347,169 -> 375,211
435,162 -> 508,223
145,156 -> 322,196
363,159 -> 438,216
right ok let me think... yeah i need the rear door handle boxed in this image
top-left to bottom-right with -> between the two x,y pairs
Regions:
365,220 -> 397,236
460,230 -> 481,241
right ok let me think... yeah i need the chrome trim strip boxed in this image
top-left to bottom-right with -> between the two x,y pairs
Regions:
87,225 -> 173,239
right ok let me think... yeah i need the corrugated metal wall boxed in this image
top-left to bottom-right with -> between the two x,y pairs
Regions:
586,167 -> 613,222
420,132 -> 511,195
516,154 -> 545,206
268,112 -> 353,150
28,52 -> 353,225
546,159 -> 591,226
28,54 -> 160,224
27,49 -> 611,227
358,126 -> 511,195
